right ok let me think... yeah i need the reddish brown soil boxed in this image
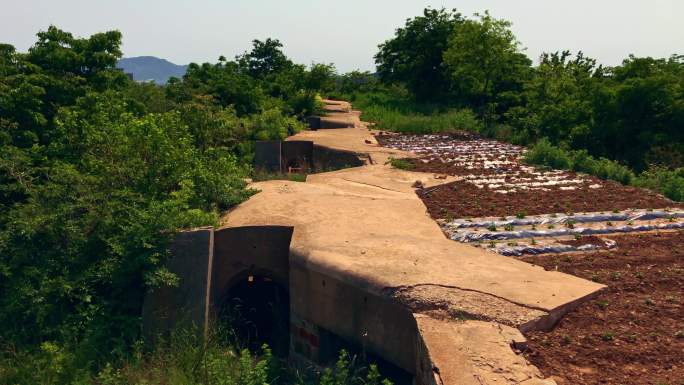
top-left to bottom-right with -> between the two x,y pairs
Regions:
417,179 -> 679,219
520,231 -> 684,385
406,158 -> 506,176
559,235 -> 608,248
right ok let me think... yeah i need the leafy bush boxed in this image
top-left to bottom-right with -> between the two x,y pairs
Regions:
523,138 -> 572,170
388,158 -> 416,171
634,166 -> 684,202
524,139 -> 635,185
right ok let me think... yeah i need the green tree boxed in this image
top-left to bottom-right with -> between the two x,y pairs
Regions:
375,8 -> 464,101
443,11 -> 531,123
238,38 -> 293,79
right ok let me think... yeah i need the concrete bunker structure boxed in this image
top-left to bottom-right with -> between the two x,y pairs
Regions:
143,225 -> 427,385
144,100 -> 605,385
254,140 -> 367,174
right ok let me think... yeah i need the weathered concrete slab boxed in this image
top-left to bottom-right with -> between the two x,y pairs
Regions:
416,316 -> 556,385
142,227 -> 214,339
254,140 -> 282,172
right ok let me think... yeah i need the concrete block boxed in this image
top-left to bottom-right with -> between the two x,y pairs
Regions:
142,227 -> 214,340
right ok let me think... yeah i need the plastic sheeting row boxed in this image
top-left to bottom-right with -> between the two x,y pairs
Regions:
497,239 -> 617,257
450,221 -> 684,242
443,210 -> 684,230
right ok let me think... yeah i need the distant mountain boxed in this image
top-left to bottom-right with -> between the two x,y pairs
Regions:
117,56 -> 188,84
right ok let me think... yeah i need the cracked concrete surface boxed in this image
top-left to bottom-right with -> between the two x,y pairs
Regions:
220,100 -> 602,384
391,285 -> 547,329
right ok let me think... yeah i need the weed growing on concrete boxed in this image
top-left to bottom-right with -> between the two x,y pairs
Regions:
388,157 -> 415,171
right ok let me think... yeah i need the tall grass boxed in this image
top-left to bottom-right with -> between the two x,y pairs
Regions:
1,327 -> 394,385
349,91 -> 483,134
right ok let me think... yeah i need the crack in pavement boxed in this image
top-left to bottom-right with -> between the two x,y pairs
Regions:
339,177 -> 408,194
387,282 -> 551,314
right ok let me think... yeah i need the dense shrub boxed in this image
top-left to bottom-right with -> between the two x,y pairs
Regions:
523,139 -> 635,185
634,166 -> 684,202
523,139 -> 684,202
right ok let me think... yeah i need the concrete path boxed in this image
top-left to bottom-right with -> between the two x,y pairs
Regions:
221,100 -> 603,384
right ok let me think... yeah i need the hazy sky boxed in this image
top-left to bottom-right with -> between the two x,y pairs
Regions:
2,0 -> 682,72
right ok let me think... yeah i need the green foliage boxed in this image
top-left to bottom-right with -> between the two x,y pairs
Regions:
375,8 -> 464,101
524,139 -> 684,202
0,25 -> 335,379
388,158 -> 415,171
443,11 -> 531,122
371,7 -> 684,174
634,166 -> 684,202
352,91 -> 482,134
1,335 -> 393,385
524,139 -> 635,184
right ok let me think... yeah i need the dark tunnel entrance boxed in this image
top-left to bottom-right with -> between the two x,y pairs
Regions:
218,274 -> 290,357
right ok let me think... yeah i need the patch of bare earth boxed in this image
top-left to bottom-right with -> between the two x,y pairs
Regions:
417,179 -> 677,219
376,133 -> 679,219
520,231 -> 684,385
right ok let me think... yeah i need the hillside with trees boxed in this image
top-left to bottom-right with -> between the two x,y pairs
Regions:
117,56 -> 188,84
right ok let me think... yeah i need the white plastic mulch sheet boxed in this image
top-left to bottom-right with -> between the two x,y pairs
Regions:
379,134 -> 596,193
380,134 -> 683,256
440,209 -> 684,256
443,210 -> 684,230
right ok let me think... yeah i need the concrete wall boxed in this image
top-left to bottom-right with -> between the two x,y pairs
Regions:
254,140 -> 366,174
288,260 -> 419,374
141,227 -> 214,340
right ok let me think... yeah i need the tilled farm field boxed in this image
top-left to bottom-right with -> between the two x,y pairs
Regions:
522,231 -> 684,385
377,132 -> 684,384
377,133 -> 682,256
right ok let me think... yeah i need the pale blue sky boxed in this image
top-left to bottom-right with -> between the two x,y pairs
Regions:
2,0 -> 682,72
